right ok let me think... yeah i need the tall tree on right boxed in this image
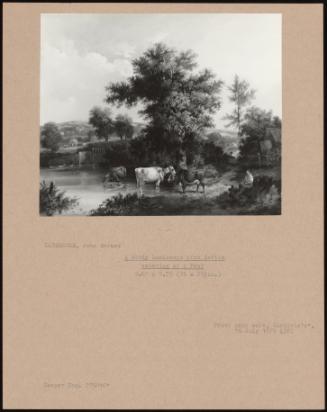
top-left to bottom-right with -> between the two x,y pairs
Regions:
224,75 -> 256,137
238,106 -> 279,166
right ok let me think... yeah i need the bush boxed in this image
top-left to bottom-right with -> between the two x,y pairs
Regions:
101,140 -> 134,168
93,132 -> 236,174
203,164 -> 220,178
40,181 -> 78,216
200,141 -> 231,171
90,193 -> 143,216
217,175 -> 281,213
89,193 -> 171,216
99,135 -> 181,171
40,152 -> 77,168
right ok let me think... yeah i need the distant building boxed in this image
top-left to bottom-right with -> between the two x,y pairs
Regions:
77,142 -> 108,167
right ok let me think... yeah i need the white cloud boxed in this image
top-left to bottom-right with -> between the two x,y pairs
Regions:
40,13 -> 281,126
40,41 -> 133,123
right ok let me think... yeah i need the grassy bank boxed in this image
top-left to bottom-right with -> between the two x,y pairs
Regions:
89,170 -> 281,216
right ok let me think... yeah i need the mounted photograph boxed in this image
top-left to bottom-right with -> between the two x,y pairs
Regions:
40,13 -> 282,216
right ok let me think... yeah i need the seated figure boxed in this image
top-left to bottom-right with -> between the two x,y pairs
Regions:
242,170 -> 254,188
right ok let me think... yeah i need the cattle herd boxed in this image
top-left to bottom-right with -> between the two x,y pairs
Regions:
103,165 -> 208,197
103,165 -> 254,197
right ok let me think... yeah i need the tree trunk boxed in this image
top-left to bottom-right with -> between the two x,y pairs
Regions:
257,139 -> 263,167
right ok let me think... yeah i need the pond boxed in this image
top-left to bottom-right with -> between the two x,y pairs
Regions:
40,167 -> 280,216
40,168 -> 178,215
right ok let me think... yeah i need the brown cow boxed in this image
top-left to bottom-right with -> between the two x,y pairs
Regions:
103,166 -> 127,186
176,168 -> 206,193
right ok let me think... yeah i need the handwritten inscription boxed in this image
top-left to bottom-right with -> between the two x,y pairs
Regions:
42,247 -> 225,279
125,254 -> 225,261
43,382 -> 110,390
44,242 -> 121,249
214,322 -> 314,335
127,254 -> 225,279
136,270 -> 221,278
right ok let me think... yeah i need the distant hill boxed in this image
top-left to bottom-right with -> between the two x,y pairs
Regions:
205,128 -> 238,140
41,120 -> 145,144
40,121 -> 240,156
56,121 -> 94,142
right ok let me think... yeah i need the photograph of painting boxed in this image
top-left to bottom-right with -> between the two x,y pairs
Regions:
40,13 -> 281,215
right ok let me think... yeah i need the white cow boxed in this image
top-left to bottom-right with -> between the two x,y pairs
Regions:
135,166 -> 176,197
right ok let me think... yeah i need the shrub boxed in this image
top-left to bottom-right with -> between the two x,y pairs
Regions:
89,193 -> 164,216
40,152 -> 77,168
40,181 -> 78,216
102,140 -> 134,168
203,164 -> 220,178
90,193 -> 140,216
200,141 -> 231,171
217,175 -> 281,213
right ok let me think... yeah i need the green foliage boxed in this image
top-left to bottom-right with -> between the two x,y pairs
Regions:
114,114 -> 134,140
97,134 -> 179,171
218,175 -> 281,214
40,181 -> 78,216
97,129 -> 231,174
201,141 -> 228,169
41,122 -> 63,152
89,106 -> 114,141
239,135 -> 261,166
206,131 -> 223,145
129,133 -> 154,166
40,152 -> 77,168
90,193 -> 141,216
90,192 -> 194,216
272,116 -> 282,128
239,107 -> 281,167
102,140 -> 134,169
129,131 -> 181,167
106,43 -> 223,163
224,74 -> 256,136
242,106 -> 273,133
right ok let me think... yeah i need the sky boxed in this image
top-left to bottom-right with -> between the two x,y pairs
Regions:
40,13 -> 281,129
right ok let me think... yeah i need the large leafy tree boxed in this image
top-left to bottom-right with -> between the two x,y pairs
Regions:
89,106 -> 114,142
224,74 -> 256,136
115,114 -> 134,140
105,43 -> 223,164
41,122 -> 63,152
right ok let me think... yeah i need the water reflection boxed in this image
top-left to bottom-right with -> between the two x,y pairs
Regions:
40,168 -> 175,215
